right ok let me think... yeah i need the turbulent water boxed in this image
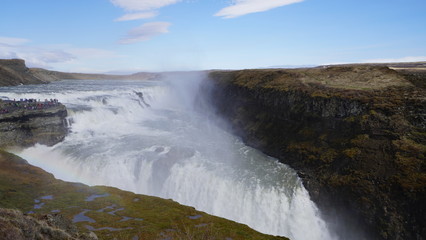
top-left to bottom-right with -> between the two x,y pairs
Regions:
0,76 -> 335,240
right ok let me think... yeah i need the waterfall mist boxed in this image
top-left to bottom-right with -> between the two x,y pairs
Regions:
1,75 -> 336,240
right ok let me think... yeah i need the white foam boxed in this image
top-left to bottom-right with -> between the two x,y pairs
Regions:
10,78 -> 336,240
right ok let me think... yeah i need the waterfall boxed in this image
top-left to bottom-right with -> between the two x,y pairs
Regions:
1,78 -> 336,240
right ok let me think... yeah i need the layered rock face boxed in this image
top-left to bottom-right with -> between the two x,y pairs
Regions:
205,66 -> 426,240
0,103 -> 67,148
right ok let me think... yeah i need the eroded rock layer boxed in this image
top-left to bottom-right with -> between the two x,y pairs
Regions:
0,103 -> 67,148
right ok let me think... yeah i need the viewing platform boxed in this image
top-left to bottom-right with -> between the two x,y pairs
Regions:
0,98 -> 65,120
0,98 -> 67,147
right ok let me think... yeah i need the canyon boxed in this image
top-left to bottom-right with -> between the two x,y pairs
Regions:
0,58 -> 425,239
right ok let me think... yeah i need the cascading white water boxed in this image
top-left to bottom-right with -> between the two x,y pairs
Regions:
0,77 -> 336,240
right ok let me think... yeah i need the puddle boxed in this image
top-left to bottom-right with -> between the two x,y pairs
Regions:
85,225 -> 133,231
195,223 -> 209,228
40,195 -> 53,200
85,193 -> 110,201
119,216 -> 133,222
34,203 -> 45,209
73,210 -> 96,223
33,195 -> 54,210
97,204 -> 116,212
187,215 -> 202,220
108,208 -> 124,215
51,209 -> 61,213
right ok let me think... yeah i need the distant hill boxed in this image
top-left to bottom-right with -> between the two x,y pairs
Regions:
327,61 -> 426,73
0,59 -> 159,86
0,59 -> 48,86
2,58 -> 426,87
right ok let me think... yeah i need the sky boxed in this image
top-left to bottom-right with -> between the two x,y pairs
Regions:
0,0 -> 425,73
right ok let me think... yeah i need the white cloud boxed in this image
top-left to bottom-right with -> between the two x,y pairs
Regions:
0,36 -> 121,70
215,0 -> 304,18
0,45 -> 74,68
364,56 -> 426,63
115,11 -> 158,21
67,48 -> 117,58
110,0 -> 181,11
0,36 -> 30,46
119,22 -> 171,44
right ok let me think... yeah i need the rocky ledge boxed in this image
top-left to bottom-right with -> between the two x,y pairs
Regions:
0,99 -> 68,148
205,65 -> 426,240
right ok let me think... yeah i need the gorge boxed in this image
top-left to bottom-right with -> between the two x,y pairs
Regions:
206,66 -> 426,240
0,59 -> 425,240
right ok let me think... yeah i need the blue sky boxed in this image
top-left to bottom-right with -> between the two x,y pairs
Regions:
1,0 -> 425,73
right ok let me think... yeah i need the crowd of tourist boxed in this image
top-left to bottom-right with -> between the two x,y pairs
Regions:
0,98 -> 60,115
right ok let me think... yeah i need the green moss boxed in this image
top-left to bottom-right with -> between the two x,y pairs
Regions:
393,137 -> 426,153
343,148 -> 361,159
311,91 -> 332,98
0,150 -> 287,240
344,116 -> 356,123
351,134 -> 370,146
320,149 -> 337,163
369,110 -> 378,115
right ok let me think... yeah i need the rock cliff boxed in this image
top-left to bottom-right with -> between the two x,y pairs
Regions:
205,66 -> 426,240
0,101 -> 68,148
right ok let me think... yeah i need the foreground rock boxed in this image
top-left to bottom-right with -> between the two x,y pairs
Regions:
0,208 -> 97,240
0,150 -> 287,240
206,65 -> 426,240
0,100 -> 67,148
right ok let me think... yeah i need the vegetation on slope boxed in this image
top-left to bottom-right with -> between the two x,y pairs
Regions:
0,150 -> 287,240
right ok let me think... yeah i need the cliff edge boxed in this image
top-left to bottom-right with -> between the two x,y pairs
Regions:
206,65 -> 426,240
0,99 -> 68,148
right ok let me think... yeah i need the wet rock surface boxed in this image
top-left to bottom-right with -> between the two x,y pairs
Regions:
206,66 -> 426,240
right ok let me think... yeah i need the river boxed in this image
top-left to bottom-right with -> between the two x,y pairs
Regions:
0,75 -> 335,240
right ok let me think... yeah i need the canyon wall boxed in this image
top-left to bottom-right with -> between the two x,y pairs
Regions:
206,66 -> 426,240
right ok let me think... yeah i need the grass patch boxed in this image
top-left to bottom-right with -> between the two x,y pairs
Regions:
0,150 -> 288,240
